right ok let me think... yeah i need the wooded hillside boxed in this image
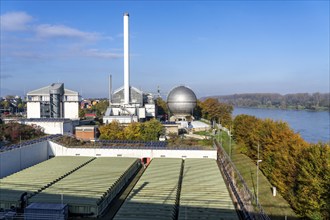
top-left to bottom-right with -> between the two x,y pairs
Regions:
206,93 -> 329,110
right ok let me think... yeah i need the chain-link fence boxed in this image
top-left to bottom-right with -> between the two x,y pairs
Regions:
215,140 -> 271,220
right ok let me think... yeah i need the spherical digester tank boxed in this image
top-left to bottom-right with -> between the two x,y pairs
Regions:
167,86 -> 197,116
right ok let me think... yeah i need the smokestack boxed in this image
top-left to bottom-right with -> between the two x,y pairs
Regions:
123,12 -> 130,105
109,74 -> 112,106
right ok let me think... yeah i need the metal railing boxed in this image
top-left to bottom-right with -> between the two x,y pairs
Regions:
215,140 -> 271,220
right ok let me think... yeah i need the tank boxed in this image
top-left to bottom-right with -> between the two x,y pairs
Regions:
167,86 -> 197,115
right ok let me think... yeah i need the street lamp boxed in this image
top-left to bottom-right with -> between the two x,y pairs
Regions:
228,126 -> 232,159
257,159 -> 262,204
256,143 -> 262,204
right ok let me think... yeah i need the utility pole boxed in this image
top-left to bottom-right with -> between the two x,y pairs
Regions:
257,143 -> 262,205
229,126 -> 232,158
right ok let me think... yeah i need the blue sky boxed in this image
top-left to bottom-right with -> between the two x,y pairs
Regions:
1,1 -> 329,98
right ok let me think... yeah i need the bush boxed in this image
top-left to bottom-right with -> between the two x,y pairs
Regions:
0,122 -> 44,144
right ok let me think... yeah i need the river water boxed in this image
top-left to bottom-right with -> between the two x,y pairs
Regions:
233,107 -> 330,143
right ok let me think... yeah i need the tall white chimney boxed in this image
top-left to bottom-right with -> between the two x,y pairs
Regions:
123,12 -> 130,105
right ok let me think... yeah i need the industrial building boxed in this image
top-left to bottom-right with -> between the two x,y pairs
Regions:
167,85 -> 197,122
75,125 -> 99,141
0,137 -> 239,219
26,83 -> 79,120
103,13 -> 156,124
23,83 -> 80,135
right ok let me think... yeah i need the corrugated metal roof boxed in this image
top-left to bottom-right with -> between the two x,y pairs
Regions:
27,84 -> 78,96
114,158 -> 182,220
27,85 -> 52,95
178,159 -> 239,220
64,88 -> 78,95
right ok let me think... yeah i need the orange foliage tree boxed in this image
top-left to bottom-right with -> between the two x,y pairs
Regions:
233,114 -> 329,219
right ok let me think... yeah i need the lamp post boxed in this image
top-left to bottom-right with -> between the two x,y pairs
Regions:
228,126 -> 232,158
20,135 -> 22,170
257,159 -> 262,204
256,143 -> 262,204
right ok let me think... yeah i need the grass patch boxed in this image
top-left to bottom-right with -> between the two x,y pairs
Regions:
193,130 -> 212,136
220,132 -> 297,219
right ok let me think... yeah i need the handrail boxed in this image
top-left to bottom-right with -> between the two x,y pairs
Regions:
215,140 -> 271,220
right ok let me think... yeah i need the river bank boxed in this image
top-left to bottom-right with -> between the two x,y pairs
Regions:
233,107 -> 330,143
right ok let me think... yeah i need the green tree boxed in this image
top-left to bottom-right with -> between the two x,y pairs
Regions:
92,100 -> 109,117
155,97 -> 168,119
141,119 -> 164,141
79,109 -> 86,118
17,103 -> 24,110
1,100 -> 10,109
193,100 -> 203,119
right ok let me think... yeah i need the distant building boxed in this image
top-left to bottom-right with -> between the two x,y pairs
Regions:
80,100 -> 92,109
103,13 -> 156,124
103,87 -> 156,124
75,125 -> 98,141
26,83 -> 80,120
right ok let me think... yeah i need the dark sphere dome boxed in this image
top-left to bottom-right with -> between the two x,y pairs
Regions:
167,86 -> 197,115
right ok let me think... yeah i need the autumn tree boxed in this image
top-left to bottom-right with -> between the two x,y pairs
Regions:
99,120 -> 124,140
0,123 -> 44,144
294,143 -> 330,219
232,114 -> 329,219
233,114 -> 261,153
124,122 -> 143,140
201,98 -> 233,127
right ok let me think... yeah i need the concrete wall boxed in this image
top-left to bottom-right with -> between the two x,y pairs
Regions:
64,102 -> 79,119
63,121 -> 74,134
22,121 -> 73,135
25,121 -> 64,134
0,141 -> 48,178
27,102 -> 40,118
1,141 -> 216,178
48,141 -> 217,159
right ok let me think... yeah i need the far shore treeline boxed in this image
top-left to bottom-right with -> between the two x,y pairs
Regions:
204,92 -> 330,110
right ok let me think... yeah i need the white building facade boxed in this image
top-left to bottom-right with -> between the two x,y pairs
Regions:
27,83 -> 80,120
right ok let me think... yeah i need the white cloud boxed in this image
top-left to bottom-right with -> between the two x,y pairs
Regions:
83,49 -> 122,59
0,11 -> 33,31
1,11 -> 118,62
35,24 -> 101,40
1,11 -> 112,41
